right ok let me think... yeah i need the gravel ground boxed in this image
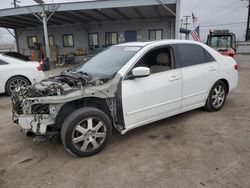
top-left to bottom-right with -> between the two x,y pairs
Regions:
0,55 -> 250,188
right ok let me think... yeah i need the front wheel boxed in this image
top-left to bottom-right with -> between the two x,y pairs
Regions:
61,107 -> 112,157
204,80 -> 227,112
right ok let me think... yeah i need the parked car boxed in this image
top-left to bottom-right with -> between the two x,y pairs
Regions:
0,54 -> 45,95
3,51 -> 30,61
11,40 -> 238,157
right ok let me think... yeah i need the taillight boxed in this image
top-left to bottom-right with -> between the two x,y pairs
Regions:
234,64 -> 238,70
37,66 -> 43,71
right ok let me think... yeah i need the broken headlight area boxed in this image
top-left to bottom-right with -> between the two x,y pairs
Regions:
31,104 -> 50,114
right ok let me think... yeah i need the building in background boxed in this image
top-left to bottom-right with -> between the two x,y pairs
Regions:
0,0 -> 180,62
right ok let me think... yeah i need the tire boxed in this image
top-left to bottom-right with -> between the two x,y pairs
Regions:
6,76 -> 30,96
204,80 -> 227,112
61,107 -> 112,157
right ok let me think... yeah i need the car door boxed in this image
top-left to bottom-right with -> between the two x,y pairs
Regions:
121,46 -> 182,130
174,44 -> 219,111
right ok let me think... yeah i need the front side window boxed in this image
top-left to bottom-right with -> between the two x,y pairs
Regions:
105,32 -> 118,46
75,46 -> 141,77
63,34 -> 74,47
175,44 -> 215,68
134,47 -> 172,74
89,33 -> 99,48
27,36 -> 37,48
149,29 -> 163,40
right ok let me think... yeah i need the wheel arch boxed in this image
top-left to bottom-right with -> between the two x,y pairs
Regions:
55,97 -> 113,131
218,78 -> 229,94
205,78 -> 230,103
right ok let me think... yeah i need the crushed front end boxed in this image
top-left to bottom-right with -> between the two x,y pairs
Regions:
11,71 -> 115,136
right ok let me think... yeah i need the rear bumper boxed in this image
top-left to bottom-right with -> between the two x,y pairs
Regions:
14,114 -> 55,135
31,72 -> 46,85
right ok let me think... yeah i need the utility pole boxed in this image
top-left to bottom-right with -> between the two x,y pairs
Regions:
183,16 -> 191,39
180,18 -> 184,39
246,0 -> 250,41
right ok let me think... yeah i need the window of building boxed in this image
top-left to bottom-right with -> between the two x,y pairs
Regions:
43,35 -> 55,46
105,32 -> 118,46
149,29 -> 163,40
48,35 -> 55,46
88,33 -> 99,48
63,34 -> 74,47
175,44 -> 215,68
27,36 -> 37,48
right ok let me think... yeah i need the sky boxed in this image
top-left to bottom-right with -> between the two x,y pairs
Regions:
0,0 -> 248,43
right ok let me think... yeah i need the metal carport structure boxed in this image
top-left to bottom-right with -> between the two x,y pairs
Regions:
0,0 -> 181,57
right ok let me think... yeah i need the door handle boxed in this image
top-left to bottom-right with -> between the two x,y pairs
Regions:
169,75 -> 181,81
209,66 -> 217,72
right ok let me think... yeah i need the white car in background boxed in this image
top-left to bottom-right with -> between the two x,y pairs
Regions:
11,40 -> 238,157
0,54 -> 45,95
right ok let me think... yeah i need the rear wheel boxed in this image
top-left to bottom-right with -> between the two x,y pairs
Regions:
61,107 -> 112,157
205,80 -> 227,112
6,76 -> 30,95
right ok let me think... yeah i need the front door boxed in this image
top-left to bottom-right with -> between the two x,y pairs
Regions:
125,30 -> 137,42
121,47 -> 182,131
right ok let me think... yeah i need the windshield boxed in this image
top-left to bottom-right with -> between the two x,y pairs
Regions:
75,46 -> 141,77
210,35 -> 232,49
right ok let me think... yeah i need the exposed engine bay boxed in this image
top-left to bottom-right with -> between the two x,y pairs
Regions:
11,70 -> 122,136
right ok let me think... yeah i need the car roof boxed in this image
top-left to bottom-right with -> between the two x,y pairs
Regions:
0,53 -> 25,64
115,40 -> 203,47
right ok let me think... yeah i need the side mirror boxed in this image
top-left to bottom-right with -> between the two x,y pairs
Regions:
132,67 -> 150,78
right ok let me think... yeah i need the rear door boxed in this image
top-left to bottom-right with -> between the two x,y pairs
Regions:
173,44 -> 219,110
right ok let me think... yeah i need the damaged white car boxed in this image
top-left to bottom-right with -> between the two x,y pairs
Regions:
11,40 -> 238,157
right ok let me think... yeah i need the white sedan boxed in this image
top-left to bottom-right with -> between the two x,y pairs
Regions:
12,40 -> 238,157
0,54 -> 45,95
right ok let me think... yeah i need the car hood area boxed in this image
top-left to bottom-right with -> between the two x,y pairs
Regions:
11,71 -> 120,115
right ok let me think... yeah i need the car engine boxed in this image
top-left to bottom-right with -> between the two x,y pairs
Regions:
11,71 -> 108,116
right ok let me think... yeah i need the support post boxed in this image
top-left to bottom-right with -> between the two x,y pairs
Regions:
175,0 -> 181,39
41,5 -> 50,59
14,29 -> 20,52
246,0 -> 250,41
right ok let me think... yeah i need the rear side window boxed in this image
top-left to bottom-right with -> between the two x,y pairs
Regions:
0,59 -> 8,65
175,44 -> 215,68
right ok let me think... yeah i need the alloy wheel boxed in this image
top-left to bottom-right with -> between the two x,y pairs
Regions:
211,85 -> 225,108
9,78 -> 29,93
72,118 -> 107,152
